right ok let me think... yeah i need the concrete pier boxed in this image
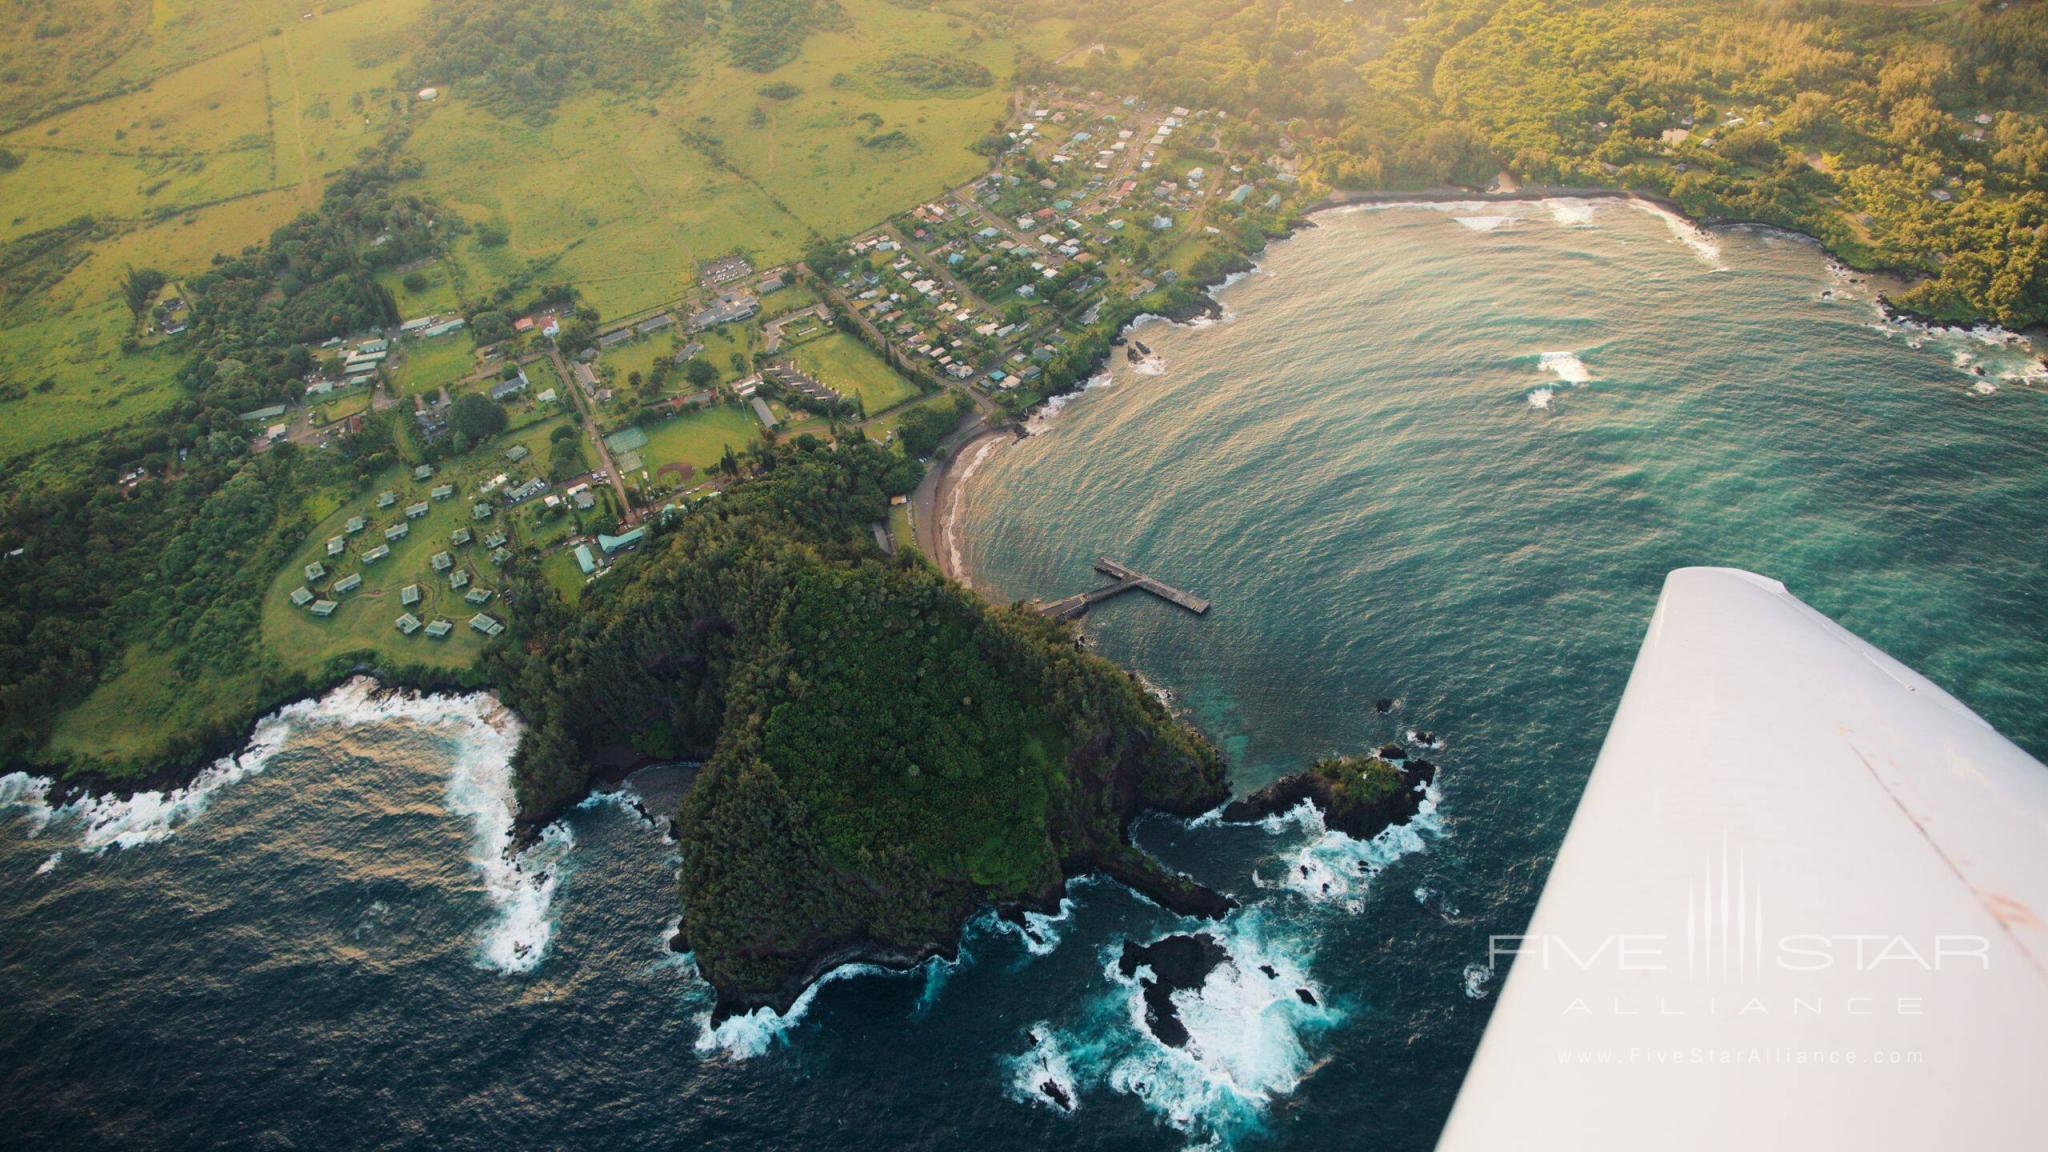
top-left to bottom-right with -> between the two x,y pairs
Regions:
1038,557 -> 1210,621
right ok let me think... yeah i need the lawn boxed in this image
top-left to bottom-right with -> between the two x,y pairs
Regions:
635,403 -> 761,482
261,412 -> 580,675
390,333 -> 477,397
789,332 -> 920,413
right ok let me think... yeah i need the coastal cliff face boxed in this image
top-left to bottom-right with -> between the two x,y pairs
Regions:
486,443 -> 1231,1016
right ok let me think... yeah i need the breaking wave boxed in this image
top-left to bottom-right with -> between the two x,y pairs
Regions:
1253,781 -> 1447,911
1454,215 -> 1513,233
1527,386 -> 1556,410
1628,200 -> 1724,270
1024,371 -> 1113,436
1547,199 -> 1596,227
1538,350 -> 1593,384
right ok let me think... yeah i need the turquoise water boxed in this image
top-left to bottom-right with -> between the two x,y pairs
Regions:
2,202 -> 2043,1151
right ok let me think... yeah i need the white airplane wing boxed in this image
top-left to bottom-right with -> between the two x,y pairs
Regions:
1438,567 -> 2048,1150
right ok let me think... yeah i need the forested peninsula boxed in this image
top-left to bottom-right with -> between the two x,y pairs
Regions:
486,441 -> 1232,1014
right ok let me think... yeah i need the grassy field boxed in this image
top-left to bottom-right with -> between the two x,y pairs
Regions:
390,333 -> 476,397
261,412 -> 579,675
790,332 -> 920,413
635,403 -> 761,480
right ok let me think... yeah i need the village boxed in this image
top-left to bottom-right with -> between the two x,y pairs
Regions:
251,82 -> 1302,651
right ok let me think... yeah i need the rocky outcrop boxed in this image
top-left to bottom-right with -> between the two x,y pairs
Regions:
1221,754 -> 1437,841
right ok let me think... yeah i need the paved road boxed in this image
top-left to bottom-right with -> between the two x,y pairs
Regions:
548,343 -> 634,521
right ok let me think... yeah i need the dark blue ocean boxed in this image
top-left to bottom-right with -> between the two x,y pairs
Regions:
5,201 -> 2045,1149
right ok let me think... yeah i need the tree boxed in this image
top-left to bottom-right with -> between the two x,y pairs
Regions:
122,265 -> 167,320
683,358 -> 719,387
449,393 -> 507,441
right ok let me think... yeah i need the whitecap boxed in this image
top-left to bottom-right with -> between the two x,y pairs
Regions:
1537,350 -> 1592,385
986,894 -> 1079,958
36,852 -> 60,875
1454,215 -> 1513,233
1971,380 -> 1998,395
1527,386 -> 1555,410
1462,962 -> 1493,1000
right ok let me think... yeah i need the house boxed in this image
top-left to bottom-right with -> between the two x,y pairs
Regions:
472,503 -> 494,520
508,477 -> 546,502
483,531 -> 508,549
240,404 -> 288,423
406,501 -> 430,519
401,584 -> 422,606
469,613 -> 506,637
431,484 -> 454,501
424,619 -> 453,639
574,544 -> 596,574
465,587 -> 494,606
333,573 -> 362,594
327,536 -> 346,556
413,465 -> 434,481
635,313 -> 675,336
598,328 -> 634,350
535,388 -> 557,405
450,527 -> 472,546
688,293 -> 759,332
490,370 -> 529,402
505,444 -> 530,463
396,613 -> 422,635
489,547 -> 512,564
305,561 -> 327,582
673,341 -> 705,366
377,490 -> 398,508
384,522 -> 409,541
345,516 -> 367,534
421,319 -> 466,339
290,587 -> 314,607
431,551 -> 453,572
573,362 -> 600,391
363,544 -> 391,563
751,396 -> 779,429
450,568 -> 470,589
598,526 -> 647,554
310,600 -> 339,617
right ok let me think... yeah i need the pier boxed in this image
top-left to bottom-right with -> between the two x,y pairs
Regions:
1038,558 -> 1210,622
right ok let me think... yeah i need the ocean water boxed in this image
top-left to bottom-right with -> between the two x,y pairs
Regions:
4,202 -> 2045,1150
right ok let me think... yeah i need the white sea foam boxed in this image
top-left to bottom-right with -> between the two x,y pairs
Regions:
694,961 -> 899,1059
1101,909 -> 1336,1142
941,434 -> 1010,587
1538,350 -> 1592,385
1454,215 -> 1513,233
1023,371 -> 1113,436
1971,380 -> 1999,395
1462,962 -> 1494,1000
1132,354 -> 1168,376
36,853 -> 60,875
1003,1025 -> 1082,1113
1256,779 -> 1447,910
1527,387 -> 1556,410
1628,200 -> 1724,270
1547,199 -> 1596,227
986,894 -> 1079,957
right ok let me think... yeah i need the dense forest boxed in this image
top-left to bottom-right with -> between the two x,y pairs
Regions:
405,0 -> 704,121
1026,0 -> 2048,326
485,441 -> 1232,1011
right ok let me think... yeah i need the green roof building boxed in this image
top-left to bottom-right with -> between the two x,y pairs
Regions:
327,536 -> 346,556
304,561 -> 326,582
450,568 -> 470,590
489,547 -> 512,565
470,613 -> 505,636
377,490 -> 397,508
333,573 -> 362,594
413,465 -> 434,481
574,544 -> 596,574
396,613 -> 423,635
431,485 -> 454,501
290,587 -> 314,607
424,618 -> 453,638
406,501 -> 431,519
483,531 -> 508,549
450,528 -> 473,546
598,527 -> 647,554
310,599 -> 339,617
472,503 -> 494,520
465,587 -> 494,605
401,583 -> 421,606
363,545 -> 390,563
385,522 -> 410,541
431,551 -> 453,572
345,516 -> 366,534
